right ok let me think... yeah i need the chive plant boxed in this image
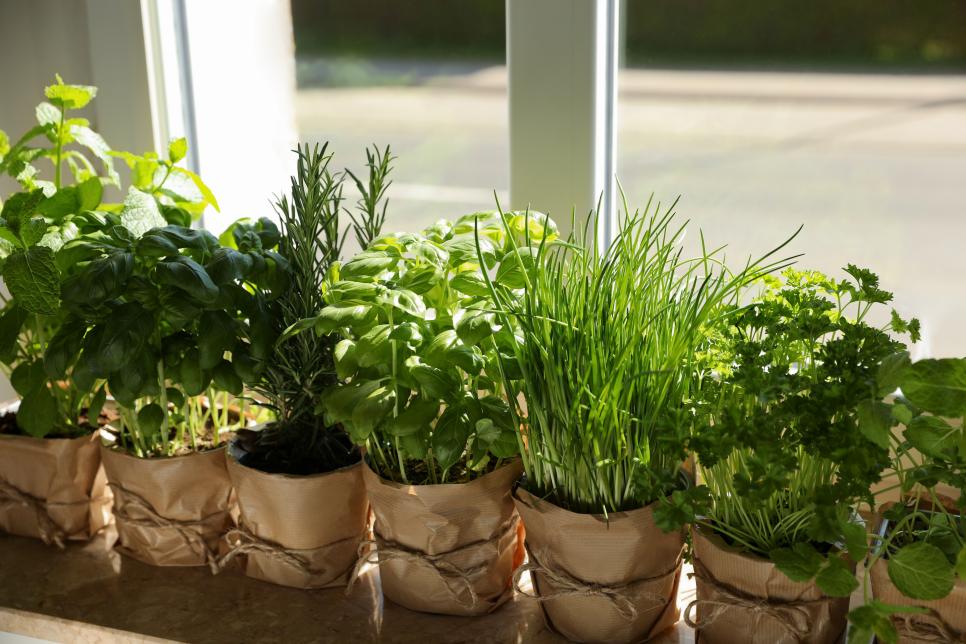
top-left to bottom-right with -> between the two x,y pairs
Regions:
484,196 -> 795,515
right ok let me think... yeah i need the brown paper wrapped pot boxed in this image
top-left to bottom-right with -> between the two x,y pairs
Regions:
688,527 -> 850,644
100,443 -> 232,568
224,441 -> 368,588
514,488 -> 683,644
870,557 -> 966,643
0,431 -> 110,545
361,459 -> 524,616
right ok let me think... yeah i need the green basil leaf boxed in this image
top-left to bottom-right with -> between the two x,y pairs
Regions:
155,256 -> 219,303
387,399 -> 439,437
211,360 -> 243,395
17,387 -> 59,437
431,405 -> 472,471
11,360 -> 46,397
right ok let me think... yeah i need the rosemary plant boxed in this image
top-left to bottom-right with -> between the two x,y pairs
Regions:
238,143 -> 392,474
485,196 -> 795,515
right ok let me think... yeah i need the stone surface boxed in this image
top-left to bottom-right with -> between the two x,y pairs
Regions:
0,533 -> 696,643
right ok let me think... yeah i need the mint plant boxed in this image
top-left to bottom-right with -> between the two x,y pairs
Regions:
684,267 -> 920,599
318,211 -> 550,484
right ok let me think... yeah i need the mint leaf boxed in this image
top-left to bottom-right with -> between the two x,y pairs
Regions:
955,545 -> 966,581
76,176 -> 102,211
45,75 -> 96,110
857,399 -> 892,449
35,102 -> 61,127
901,358 -> 966,417
70,124 -> 118,185
3,246 -> 60,315
815,555 -> 858,597
888,542 -> 956,600
848,603 -> 897,644
770,542 -> 824,582
120,188 -> 166,238
168,137 -> 187,163
877,351 -> 911,396
905,415 -> 958,458
842,521 -> 869,560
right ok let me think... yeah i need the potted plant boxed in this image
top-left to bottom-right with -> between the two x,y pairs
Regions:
682,267 -> 919,644
218,143 -> 389,589
848,355 -> 965,644
318,210 -> 547,615
47,130 -> 279,568
484,202 -> 792,643
0,76 -> 195,546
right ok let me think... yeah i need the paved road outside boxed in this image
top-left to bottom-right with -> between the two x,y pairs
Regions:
297,63 -> 966,356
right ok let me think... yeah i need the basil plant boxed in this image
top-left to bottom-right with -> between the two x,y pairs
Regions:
319,212 -> 557,485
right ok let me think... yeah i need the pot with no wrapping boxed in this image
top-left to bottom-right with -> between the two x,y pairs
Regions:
513,488 -> 683,644
221,437 -> 369,588
358,460 -> 524,616
686,528 -> 850,644
0,429 -> 111,546
100,443 -> 233,568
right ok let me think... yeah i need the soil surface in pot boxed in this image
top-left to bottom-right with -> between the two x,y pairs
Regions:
0,406 -> 119,439
233,423 -> 358,475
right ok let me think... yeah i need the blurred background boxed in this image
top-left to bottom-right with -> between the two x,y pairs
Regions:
0,0 -> 964,365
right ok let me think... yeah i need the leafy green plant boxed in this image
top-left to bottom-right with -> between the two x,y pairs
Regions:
847,356 -> 966,643
484,197 -> 794,515
687,267 -> 919,599
318,211 -> 552,484
236,143 -> 392,474
0,76 -> 214,438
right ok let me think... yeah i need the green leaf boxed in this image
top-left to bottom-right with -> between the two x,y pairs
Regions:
0,306 -> 27,363
45,76 -> 96,109
120,187 -> 166,238
891,403 -> 913,425
848,603 -> 898,644
905,415 -> 958,458
327,280 -> 382,303
431,405 -> 472,471
76,176 -> 103,212
198,311 -> 236,369
212,360 -> 243,395
35,102 -> 61,127
841,522 -> 869,561
351,385 -> 396,439
88,386 -> 107,426
17,387 -> 59,437
770,542 -> 824,582
334,339 -> 359,380
877,351 -> 911,397
495,246 -> 539,289
956,546 -> 966,581
455,308 -> 501,345
384,289 -> 426,318
205,247 -> 254,283
19,217 -> 48,247
407,357 -> 460,400
322,380 -> 381,426
94,303 -> 153,372
888,542 -> 956,600
155,256 -> 219,304
171,167 -> 219,211
70,125 -> 118,185
3,246 -> 60,315
137,403 -> 165,439
168,137 -> 187,163
314,304 -> 376,334
387,399 -> 439,437
38,221 -> 79,253
857,399 -> 892,449
11,360 -> 46,397
61,251 -> 133,308
450,270 -> 490,297
37,187 -> 79,220
901,358 -> 966,417
815,555 -> 858,597
1,190 -> 44,232
340,251 -> 396,280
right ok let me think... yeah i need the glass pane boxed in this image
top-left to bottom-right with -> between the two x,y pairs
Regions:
618,2 -> 966,355
291,1 -> 508,238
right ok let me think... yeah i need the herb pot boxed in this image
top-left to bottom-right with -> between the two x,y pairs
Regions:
358,460 -> 524,616
220,435 -> 368,588
0,423 -> 111,546
513,488 -> 683,644
869,549 -> 966,643
686,527 -> 850,644
99,442 -> 232,568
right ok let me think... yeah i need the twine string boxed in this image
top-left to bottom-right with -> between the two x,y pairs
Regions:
216,524 -> 362,582
894,609 -> 966,643
0,479 -> 87,548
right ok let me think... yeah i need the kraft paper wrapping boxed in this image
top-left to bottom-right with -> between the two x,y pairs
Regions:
688,528 -> 850,644
223,444 -> 368,588
100,443 -> 232,568
513,488 -> 684,644
870,558 -> 966,643
0,432 -> 111,545
361,460 -> 524,616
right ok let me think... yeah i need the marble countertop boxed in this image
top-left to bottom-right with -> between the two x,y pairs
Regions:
0,533 -> 696,643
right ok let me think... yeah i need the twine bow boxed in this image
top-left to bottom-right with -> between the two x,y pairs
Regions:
346,514 -> 520,611
215,524 -> 362,583
683,560 -> 827,642
514,547 -> 680,622
0,479 -> 81,548
109,483 -> 226,574
894,609 -> 966,643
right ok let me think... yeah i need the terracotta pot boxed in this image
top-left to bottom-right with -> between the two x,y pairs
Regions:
99,443 -> 232,568
360,460 -> 524,616
514,488 -> 683,644
0,430 -> 110,545
687,527 -> 850,644
870,557 -> 966,643
222,439 -> 368,588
